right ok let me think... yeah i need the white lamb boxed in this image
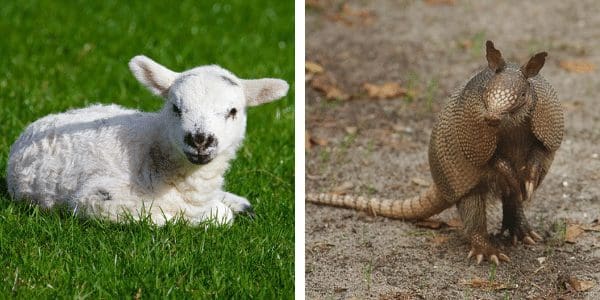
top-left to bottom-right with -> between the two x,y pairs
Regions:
6,55 -> 289,225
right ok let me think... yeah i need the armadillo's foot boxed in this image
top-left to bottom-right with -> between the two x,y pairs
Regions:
501,222 -> 543,246
467,233 -> 511,265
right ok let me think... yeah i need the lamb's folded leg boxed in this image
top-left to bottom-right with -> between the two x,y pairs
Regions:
184,200 -> 235,225
73,177 -> 142,222
217,191 -> 254,216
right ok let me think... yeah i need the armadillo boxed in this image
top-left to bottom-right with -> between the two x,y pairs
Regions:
307,41 -> 564,265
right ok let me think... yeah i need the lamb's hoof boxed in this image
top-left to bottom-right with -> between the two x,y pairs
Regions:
238,204 -> 255,219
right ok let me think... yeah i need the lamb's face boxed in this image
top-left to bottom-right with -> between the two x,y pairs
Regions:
165,71 -> 247,165
128,55 -> 289,166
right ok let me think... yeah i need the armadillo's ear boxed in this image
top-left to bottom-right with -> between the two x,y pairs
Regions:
486,40 -> 506,73
129,55 -> 178,97
521,52 -> 547,79
242,78 -> 289,107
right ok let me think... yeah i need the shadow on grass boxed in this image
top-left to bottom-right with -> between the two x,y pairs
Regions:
0,177 -> 7,199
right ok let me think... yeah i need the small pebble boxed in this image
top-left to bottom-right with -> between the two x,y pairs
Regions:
537,257 -> 546,265
592,153 -> 598,159
562,181 -> 569,187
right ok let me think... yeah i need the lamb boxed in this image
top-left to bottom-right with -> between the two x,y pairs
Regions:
6,55 -> 289,225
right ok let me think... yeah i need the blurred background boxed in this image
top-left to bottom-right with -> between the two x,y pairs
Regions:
305,0 -> 599,299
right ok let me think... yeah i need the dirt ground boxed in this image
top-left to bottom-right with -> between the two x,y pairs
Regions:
305,0 -> 600,299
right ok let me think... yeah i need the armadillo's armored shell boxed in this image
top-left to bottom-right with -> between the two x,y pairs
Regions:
529,76 -> 564,151
428,68 -> 497,203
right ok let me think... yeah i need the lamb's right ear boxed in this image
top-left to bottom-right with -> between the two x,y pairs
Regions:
129,55 -> 178,96
486,40 -> 506,73
242,78 -> 289,107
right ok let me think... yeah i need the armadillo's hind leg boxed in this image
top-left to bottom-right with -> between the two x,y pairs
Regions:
500,193 -> 543,245
458,193 -> 510,265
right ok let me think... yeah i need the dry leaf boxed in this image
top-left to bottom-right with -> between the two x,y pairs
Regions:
565,224 -> 584,243
459,39 -> 473,49
559,60 -> 596,73
582,224 -> 600,232
305,0 -> 323,9
329,4 -> 376,26
305,61 -> 324,74
363,82 -> 407,99
462,278 -> 513,290
425,0 -> 456,5
345,126 -> 357,135
311,137 -> 328,146
430,235 -> 449,245
567,277 -> 596,292
416,219 -> 444,229
583,218 -> 600,231
311,75 -> 350,101
411,177 -> 430,187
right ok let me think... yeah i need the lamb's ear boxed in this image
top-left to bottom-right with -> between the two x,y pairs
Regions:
521,52 -> 547,79
129,55 -> 178,96
242,78 -> 289,106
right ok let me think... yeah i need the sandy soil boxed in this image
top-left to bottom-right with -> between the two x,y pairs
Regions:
305,0 -> 600,299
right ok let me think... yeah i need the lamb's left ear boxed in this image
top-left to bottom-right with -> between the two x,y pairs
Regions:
129,55 -> 178,97
242,78 -> 289,106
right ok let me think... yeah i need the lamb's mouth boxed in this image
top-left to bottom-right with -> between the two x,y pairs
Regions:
184,151 -> 214,165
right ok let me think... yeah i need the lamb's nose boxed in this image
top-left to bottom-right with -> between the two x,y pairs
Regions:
184,132 -> 217,150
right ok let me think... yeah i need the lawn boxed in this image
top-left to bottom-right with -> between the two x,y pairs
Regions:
0,0 -> 294,298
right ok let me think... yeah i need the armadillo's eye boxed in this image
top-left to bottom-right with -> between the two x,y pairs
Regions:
521,91 -> 526,97
227,108 -> 237,119
172,104 -> 182,116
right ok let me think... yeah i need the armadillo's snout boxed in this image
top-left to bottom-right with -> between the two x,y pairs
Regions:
483,112 -> 503,127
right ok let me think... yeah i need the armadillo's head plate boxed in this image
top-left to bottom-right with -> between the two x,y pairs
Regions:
482,68 -> 530,126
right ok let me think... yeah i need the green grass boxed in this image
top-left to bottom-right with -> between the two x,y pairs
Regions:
0,0 -> 294,298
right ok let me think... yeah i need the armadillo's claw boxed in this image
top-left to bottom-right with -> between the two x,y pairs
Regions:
525,181 -> 534,201
523,236 -> 536,245
512,235 -> 518,246
490,255 -> 499,265
467,241 -> 510,266
530,230 -> 543,241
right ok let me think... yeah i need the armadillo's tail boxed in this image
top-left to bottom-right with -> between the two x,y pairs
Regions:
306,185 -> 450,220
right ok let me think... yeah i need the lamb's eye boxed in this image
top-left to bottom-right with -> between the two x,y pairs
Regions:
227,108 -> 237,119
172,104 -> 181,116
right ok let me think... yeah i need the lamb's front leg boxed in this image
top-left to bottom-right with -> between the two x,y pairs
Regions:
217,191 -> 254,216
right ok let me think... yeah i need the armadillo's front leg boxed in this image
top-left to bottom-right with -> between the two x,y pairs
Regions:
493,158 -> 522,201
500,193 -> 543,245
523,147 -> 553,202
457,194 -> 510,265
